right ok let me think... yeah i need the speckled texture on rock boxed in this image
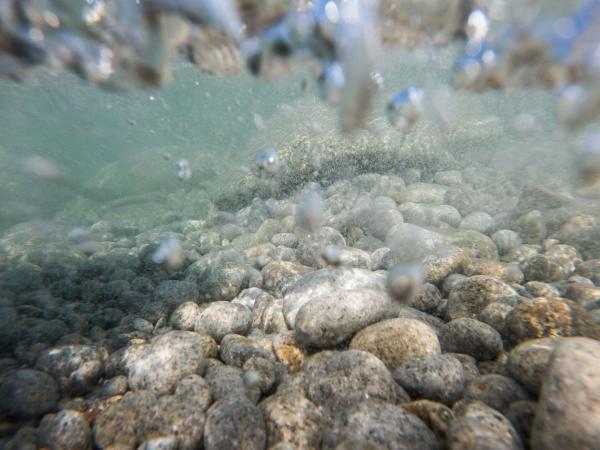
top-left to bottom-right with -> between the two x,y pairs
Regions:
204,396 -> 266,450
261,393 -> 323,448
506,338 -> 558,395
402,400 -> 454,449
531,337 -> 600,450
302,350 -> 407,415
93,390 -> 157,450
393,354 -> 465,405
194,301 -> 252,342
322,400 -> 438,450
126,331 -> 207,395
283,268 -> 385,328
440,318 -> 503,361
448,400 -> 524,450
447,276 -> 518,320
464,374 -> 529,413
503,297 -> 600,345
294,288 -> 394,348
38,410 -> 91,450
0,369 -> 59,419
350,318 -> 440,370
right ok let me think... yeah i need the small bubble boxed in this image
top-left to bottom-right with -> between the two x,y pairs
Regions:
386,263 -> 424,303
296,189 -> 324,233
152,235 -> 184,272
386,86 -> 424,132
322,244 -> 342,266
253,113 -> 266,130
176,159 -> 192,181
255,149 -> 279,173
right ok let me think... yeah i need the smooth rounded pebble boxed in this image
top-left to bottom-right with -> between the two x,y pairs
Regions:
169,301 -> 202,330
295,288 -> 394,348
477,302 -> 513,333
0,369 -> 59,419
447,276 -> 518,320
283,268 -> 385,328
219,334 -> 274,368
440,318 -> 503,361
38,410 -> 91,450
35,344 -> 107,396
153,280 -> 200,307
393,354 -> 465,405
302,350 -> 407,414
323,400 -> 438,450
194,301 -> 252,342
459,212 -> 494,234
402,400 -> 454,448
506,338 -> 558,395
492,230 -> 522,256
448,400 -> 524,450
93,391 -> 157,449
204,396 -> 266,450
503,297 -> 600,345
261,393 -> 323,449
464,374 -> 529,413
531,337 -> 600,450
126,331 -> 207,395
350,318 -> 440,370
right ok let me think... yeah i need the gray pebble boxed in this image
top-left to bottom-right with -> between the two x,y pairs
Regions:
204,396 -> 266,450
153,280 -> 200,308
283,267 -> 385,329
204,364 -> 260,404
0,369 -> 59,419
506,338 -> 557,395
302,350 -> 406,415
448,400 -> 523,450
531,337 -> 600,450
261,392 -> 323,449
194,301 -> 252,342
393,354 -> 465,405
295,288 -> 393,348
440,318 -> 503,361
219,334 -> 274,368
350,318 -> 440,370
38,410 -> 91,450
99,375 -> 128,398
323,400 -> 438,450
126,331 -> 207,395
464,374 -> 529,413
460,212 -> 495,234
169,301 -> 202,331
447,276 -> 518,320
492,230 -> 522,256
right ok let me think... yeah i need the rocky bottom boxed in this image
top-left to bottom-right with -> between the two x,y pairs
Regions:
1,165 -> 600,450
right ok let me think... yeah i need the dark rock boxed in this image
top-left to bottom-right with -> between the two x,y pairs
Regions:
440,318 -> 503,361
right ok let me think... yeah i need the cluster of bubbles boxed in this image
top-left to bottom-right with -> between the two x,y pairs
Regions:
176,158 -> 192,181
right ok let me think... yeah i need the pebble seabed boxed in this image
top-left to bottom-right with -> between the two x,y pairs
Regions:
1,160 -> 600,450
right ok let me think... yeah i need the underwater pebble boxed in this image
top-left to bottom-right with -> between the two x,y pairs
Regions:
464,374 -> 529,414
492,229 -> 522,256
302,350 -> 406,415
459,211 -> 495,234
205,364 -> 260,404
38,409 -> 91,450
35,344 -> 107,396
193,301 -> 252,342
219,334 -> 274,368
0,369 -> 59,419
323,400 -> 438,450
169,301 -> 202,331
503,297 -> 600,345
440,318 -> 503,361
447,400 -> 524,450
282,267 -> 385,328
532,337 -> 600,450
506,338 -> 557,395
204,396 -> 266,450
261,392 -> 323,449
295,288 -> 394,348
126,331 -> 207,395
93,390 -> 156,449
447,275 -> 518,320
393,354 -> 465,405
350,318 -> 440,370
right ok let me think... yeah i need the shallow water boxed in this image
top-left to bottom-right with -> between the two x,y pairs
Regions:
1,1 -> 600,449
